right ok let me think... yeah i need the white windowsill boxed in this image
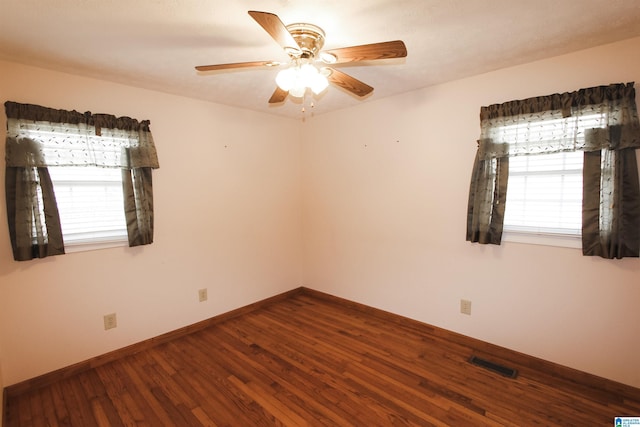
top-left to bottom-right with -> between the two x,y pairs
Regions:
64,237 -> 128,253
502,230 -> 581,249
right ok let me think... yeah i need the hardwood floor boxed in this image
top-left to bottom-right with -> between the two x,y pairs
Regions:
4,288 -> 640,426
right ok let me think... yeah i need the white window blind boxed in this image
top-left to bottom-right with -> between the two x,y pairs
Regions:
48,166 -> 128,249
504,151 -> 582,236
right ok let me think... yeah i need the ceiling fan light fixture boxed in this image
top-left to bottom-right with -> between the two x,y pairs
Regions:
275,63 -> 329,97
289,83 -> 306,98
275,67 -> 296,91
310,72 -> 329,95
299,63 -> 318,81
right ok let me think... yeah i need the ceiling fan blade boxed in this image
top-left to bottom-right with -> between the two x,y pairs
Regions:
322,40 -> 407,64
195,61 -> 280,72
326,68 -> 373,97
248,11 -> 301,54
269,87 -> 289,104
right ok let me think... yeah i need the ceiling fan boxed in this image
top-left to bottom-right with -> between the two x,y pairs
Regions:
195,11 -> 408,104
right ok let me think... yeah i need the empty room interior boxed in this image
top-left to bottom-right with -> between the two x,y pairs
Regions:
1,0 -> 640,425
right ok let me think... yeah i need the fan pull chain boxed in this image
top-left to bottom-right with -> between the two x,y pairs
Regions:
300,92 -> 308,121
300,93 -> 316,120
299,93 -> 317,122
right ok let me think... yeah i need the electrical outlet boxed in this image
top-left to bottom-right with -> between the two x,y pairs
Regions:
104,313 -> 117,330
198,288 -> 208,302
460,299 -> 472,315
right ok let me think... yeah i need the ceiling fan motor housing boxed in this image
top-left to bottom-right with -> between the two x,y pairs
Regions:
286,23 -> 325,59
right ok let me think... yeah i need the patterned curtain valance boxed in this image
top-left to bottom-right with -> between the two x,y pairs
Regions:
5,101 -> 159,169
480,82 -> 639,120
5,101 -> 152,132
477,83 -> 640,160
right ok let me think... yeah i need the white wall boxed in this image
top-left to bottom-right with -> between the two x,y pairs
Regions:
0,60 -> 304,386
302,37 -> 640,388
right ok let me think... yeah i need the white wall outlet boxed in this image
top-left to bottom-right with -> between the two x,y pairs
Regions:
104,313 -> 117,330
460,299 -> 472,315
198,288 -> 208,302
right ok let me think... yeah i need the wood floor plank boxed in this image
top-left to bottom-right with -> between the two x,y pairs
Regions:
36,387 -> 61,427
191,406 -> 219,427
218,331 -> 358,426
218,316 -> 386,424
170,348 -> 239,414
59,377 -> 99,427
97,360 -> 162,426
77,370 -> 124,427
16,392 -> 33,427
118,357 -> 181,426
244,316 -> 447,425
48,382 -> 72,427
165,337 -> 280,427
94,364 -> 141,426
26,388 -> 46,427
216,323 -> 369,426
4,289 -> 640,426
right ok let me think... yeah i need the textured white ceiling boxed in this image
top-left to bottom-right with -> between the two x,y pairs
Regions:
1,0 -> 640,119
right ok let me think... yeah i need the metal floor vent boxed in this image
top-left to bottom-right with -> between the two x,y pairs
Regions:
469,356 -> 518,379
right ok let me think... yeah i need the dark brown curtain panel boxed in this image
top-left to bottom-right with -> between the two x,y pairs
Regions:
467,83 -> 640,258
122,167 -> 154,246
582,148 -> 640,258
5,166 -> 65,260
466,154 -> 508,244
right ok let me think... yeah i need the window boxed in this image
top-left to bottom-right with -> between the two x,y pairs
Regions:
16,123 -> 130,251
490,113 -> 605,247
48,166 -> 128,250
5,101 -> 160,261
466,83 -> 640,259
